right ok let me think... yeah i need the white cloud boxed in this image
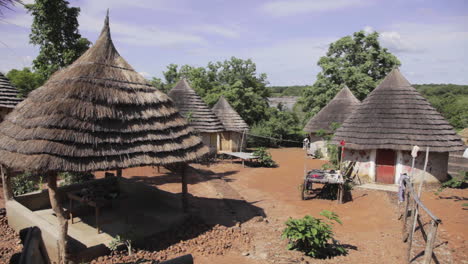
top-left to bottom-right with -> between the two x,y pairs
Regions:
191,24 -> 241,39
138,71 -> 151,78
363,25 -> 374,34
261,0 -> 368,17
78,14 -> 206,47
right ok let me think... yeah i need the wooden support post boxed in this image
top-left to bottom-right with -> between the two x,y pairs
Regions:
422,220 -> 438,264
402,189 -> 410,241
157,165 -> 160,173
47,172 -> 68,264
407,200 -> 417,262
1,166 -> 13,201
116,169 -> 122,178
180,164 -> 188,213
338,184 -> 344,204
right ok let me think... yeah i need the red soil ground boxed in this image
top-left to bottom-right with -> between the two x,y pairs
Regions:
0,148 -> 466,264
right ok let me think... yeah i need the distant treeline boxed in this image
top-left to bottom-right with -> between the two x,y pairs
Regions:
269,84 -> 468,130
268,85 -> 309,97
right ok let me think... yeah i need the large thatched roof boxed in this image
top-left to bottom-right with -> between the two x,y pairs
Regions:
304,86 -> 359,133
333,69 -> 464,152
168,79 -> 224,133
0,72 -> 22,109
0,15 -> 208,172
212,96 -> 248,132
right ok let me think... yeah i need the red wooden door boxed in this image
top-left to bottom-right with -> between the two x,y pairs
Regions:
376,149 -> 396,184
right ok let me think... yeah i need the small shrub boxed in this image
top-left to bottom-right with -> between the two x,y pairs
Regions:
253,147 -> 277,167
282,210 -> 347,258
59,172 -> 94,186
109,235 -> 133,256
12,172 -> 39,196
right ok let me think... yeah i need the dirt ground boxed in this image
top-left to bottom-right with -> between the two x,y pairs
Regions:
0,148 -> 466,264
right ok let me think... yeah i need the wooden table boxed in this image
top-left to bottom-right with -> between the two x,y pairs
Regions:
301,170 -> 345,204
67,191 -> 113,234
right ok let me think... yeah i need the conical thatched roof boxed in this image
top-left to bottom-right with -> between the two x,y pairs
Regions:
212,96 -> 248,132
168,79 -> 224,133
304,86 -> 360,133
0,15 -> 208,172
0,72 -> 22,109
333,69 -> 464,152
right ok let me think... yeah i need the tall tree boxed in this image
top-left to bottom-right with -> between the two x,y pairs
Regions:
157,57 -> 270,125
25,0 -> 91,80
301,30 -> 400,116
6,67 -> 44,97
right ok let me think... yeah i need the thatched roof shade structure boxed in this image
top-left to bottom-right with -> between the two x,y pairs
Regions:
212,96 -> 248,132
0,72 -> 22,109
0,15 -> 208,172
333,69 -> 464,152
168,79 -> 224,133
0,14 -> 207,262
304,85 -> 359,133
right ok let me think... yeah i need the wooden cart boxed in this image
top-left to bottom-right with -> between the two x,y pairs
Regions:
301,169 -> 344,204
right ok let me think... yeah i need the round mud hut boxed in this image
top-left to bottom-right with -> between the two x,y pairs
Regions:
168,79 -> 225,153
333,69 -> 464,184
0,14 -> 207,263
212,96 -> 249,152
304,85 -> 360,156
0,72 -> 23,121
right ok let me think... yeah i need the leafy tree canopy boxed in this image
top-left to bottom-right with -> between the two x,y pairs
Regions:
301,30 -> 401,117
155,57 -> 270,125
25,0 -> 91,80
6,67 -> 44,97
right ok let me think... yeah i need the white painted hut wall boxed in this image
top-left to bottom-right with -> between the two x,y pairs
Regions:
398,151 -> 449,183
343,148 -> 376,182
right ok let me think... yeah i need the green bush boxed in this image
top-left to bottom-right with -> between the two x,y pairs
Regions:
441,171 -> 467,189
12,172 -> 39,196
60,172 -> 94,186
282,210 -> 347,258
314,149 -> 323,159
253,147 -> 277,167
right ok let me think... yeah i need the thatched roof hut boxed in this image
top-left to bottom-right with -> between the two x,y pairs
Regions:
212,96 -> 248,132
304,85 -> 359,134
0,16 -> 208,173
332,69 -> 464,184
0,72 -> 22,109
333,69 -> 463,152
168,79 -> 224,133
212,96 -> 248,152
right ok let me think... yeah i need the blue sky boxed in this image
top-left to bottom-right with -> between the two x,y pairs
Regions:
1,0 -> 467,85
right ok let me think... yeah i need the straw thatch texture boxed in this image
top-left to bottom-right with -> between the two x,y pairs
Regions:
0,15 -> 208,172
333,69 -> 464,152
0,72 -> 22,109
212,96 -> 248,132
168,79 -> 224,133
304,86 -> 360,133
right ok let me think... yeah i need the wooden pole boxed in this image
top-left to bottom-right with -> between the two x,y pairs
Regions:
116,169 -> 122,178
180,164 -> 188,213
47,172 -> 68,264
407,199 -> 417,262
1,165 -> 13,201
417,147 -> 430,198
402,188 -> 410,241
422,220 -> 438,264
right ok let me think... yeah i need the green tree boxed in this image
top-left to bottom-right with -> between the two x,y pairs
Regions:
25,0 -> 91,80
149,77 -> 169,93
159,57 -> 271,125
6,68 -> 44,97
301,31 -> 400,116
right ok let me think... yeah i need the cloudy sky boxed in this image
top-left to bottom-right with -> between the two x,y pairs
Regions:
0,0 -> 467,85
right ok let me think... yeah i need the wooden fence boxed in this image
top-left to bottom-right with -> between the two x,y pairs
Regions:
401,178 -> 441,264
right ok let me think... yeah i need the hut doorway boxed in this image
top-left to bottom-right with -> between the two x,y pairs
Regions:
376,149 -> 396,184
